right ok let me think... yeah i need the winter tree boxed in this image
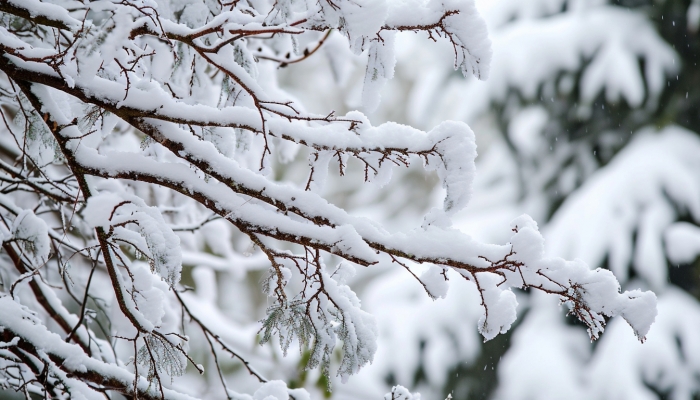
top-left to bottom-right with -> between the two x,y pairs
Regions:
0,0 -> 658,399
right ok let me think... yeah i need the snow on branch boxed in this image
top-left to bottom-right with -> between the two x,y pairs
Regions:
0,296 -> 196,400
0,0 -> 655,398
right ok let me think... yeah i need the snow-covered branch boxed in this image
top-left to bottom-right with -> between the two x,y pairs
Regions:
0,0 -> 657,398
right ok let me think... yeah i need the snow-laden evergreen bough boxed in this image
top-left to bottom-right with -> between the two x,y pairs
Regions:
0,0 -> 655,398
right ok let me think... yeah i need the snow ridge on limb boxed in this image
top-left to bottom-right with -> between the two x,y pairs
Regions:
379,215 -> 656,343
0,0 -> 82,32
359,0 -> 492,110
385,0 -> 492,79
505,215 -> 657,342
